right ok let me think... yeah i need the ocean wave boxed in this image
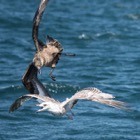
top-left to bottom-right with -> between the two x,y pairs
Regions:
125,14 -> 140,20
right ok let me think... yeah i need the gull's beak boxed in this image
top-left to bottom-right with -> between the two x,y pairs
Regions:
36,107 -> 46,112
36,103 -> 48,112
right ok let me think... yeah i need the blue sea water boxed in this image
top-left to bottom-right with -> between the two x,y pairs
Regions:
0,0 -> 140,139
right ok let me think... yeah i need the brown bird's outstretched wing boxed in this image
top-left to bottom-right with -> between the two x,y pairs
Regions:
22,63 -> 51,97
32,0 -> 63,81
22,63 -> 38,94
32,0 -> 49,51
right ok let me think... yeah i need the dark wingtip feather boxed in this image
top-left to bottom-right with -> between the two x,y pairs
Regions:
9,99 -> 21,113
9,96 -> 31,113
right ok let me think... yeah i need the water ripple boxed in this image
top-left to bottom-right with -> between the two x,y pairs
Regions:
0,0 -> 140,139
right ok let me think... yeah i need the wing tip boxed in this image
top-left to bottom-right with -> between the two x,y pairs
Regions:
9,95 -> 32,113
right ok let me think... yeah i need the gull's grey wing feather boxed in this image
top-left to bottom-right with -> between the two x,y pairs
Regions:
23,94 -> 59,105
32,0 -> 49,51
9,96 -> 31,112
62,87 -> 128,110
31,78 -> 51,98
73,87 -> 114,99
9,94 -> 57,113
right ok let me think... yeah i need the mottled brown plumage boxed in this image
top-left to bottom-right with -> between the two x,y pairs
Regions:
33,36 -> 63,70
32,0 -> 63,80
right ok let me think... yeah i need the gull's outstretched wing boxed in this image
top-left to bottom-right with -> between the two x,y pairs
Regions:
9,95 -> 31,112
32,0 -> 49,51
31,78 -> 51,97
9,94 -> 56,113
31,78 -> 51,104
62,87 -> 128,111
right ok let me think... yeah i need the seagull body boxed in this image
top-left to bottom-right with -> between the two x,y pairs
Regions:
9,87 -> 127,119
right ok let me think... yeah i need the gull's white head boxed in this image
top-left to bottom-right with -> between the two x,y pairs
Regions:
36,101 -> 66,116
36,102 -> 49,112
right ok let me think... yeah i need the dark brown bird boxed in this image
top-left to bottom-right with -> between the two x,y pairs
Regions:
32,0 -> 63,80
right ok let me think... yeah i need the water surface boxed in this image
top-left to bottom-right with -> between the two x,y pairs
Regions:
0,0 -> 140,139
